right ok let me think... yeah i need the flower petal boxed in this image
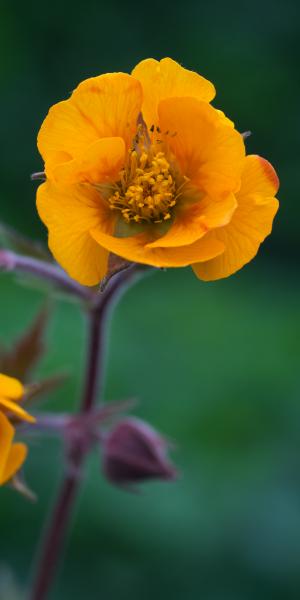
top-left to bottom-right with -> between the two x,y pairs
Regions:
90,227 -> 225,268
237,154 -> 279,198
132,57 -> 215,128
72,73 -> 142,147
147,193 -> 237,248
0,412 -> 14,483
38,73 -> 142,177
38,100 -> 96,174
158,97 -> 245,195
52,137 -> 125,184
37,181 -> 114,286
0,397 -> 35,423
0,443 -> 27,486
192,155 -> 279,281
0,373 -> 23,400
216,109 -> 234,128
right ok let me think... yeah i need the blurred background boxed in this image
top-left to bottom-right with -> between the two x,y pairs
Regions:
0,0 -> 299,598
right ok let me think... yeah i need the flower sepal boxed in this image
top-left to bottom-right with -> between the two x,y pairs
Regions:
99,253 -> 133,292
9,473 -> 37,502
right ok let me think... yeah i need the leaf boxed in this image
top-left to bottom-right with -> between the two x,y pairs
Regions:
0,307 -> 49,381
24,372 -> 69,406
0,308 -> 68,408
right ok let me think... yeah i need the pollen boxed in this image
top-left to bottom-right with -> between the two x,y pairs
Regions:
107,149 -> 177,224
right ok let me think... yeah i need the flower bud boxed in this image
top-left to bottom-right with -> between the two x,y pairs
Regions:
102,418 -> 177,488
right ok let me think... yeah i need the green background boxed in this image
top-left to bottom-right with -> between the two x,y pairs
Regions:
0,0 -> 299,598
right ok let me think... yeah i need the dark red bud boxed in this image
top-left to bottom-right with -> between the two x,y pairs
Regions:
102,418 -> 177,488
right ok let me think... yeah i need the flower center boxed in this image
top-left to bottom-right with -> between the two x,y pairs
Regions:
107,147 -> 179,224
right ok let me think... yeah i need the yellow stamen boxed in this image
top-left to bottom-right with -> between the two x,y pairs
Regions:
107,149 -> 177,224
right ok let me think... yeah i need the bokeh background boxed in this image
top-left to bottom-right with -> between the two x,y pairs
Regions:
0,0 -> 299,598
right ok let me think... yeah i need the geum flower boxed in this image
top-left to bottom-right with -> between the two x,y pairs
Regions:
0,373 -> 35,423
36,58 -> 279,286
0,373 -> 35,486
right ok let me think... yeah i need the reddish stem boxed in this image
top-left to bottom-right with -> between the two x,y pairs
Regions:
29,474 -> 80,600
28,266 -> 141,600
0,250 -> 92,302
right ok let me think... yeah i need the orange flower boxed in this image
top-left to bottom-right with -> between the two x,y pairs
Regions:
0,373 -> 35,423
0,412 -> 27,486
36,58 -> 279,285
0,373 -> 35,486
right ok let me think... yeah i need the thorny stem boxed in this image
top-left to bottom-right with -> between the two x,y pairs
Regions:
28,265 -> 142,600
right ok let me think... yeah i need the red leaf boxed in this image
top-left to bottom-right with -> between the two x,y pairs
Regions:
0,307 -> 49,381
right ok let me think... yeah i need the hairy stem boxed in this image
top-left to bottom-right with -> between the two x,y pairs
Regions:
29,474 -> 80,600
28,266 -> 141,600
0,250 -> 92,302
80,308 -> 104,413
